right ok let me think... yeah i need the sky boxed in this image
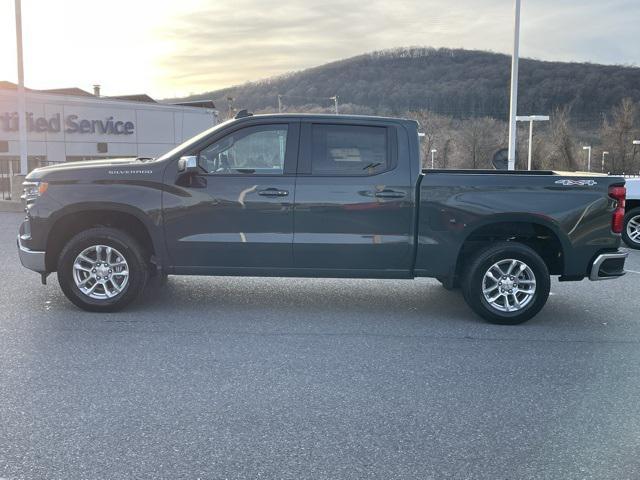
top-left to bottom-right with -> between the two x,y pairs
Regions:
0,0 -> 638,99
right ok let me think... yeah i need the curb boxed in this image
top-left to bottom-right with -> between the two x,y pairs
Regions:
0,201 -> 23,213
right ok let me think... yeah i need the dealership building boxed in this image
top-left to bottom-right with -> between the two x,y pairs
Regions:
0,81 -> 218,178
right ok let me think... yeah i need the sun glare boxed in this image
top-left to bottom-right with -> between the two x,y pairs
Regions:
0,0 -> 203,98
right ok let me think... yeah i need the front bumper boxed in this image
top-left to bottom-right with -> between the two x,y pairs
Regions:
589,251 -> 628,281
17,235 -> 46,273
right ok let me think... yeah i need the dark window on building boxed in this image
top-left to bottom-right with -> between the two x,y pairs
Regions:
97,142 -> 108,153
0,156 -> 48,172
311,124 -> 388,175
0,141 -> 8,153
66,156 -> 124,162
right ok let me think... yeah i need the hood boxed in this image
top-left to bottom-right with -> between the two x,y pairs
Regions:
26,157 -> 155,181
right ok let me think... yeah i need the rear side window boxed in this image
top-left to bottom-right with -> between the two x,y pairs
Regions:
311,124 -> 388,175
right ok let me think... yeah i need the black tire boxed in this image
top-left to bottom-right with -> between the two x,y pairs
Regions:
436,276 -> 458,291
461,242 -> 550,325
57,227 -> 149,312
158,272 -> 169,286
148,271 -> 169,287
622,207 -> 640,250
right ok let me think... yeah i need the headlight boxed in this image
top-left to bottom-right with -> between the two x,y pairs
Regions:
21,181 -> 48,203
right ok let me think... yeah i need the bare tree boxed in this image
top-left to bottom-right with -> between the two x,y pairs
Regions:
408,111 -> 457,168
527,134 -> 553,170
545,106 -> 579,171
407,111 -> 436,168
439,136 -> 454,169
431,116 -> 457,169
459,117 -> 505,169
601,98 -> 640,174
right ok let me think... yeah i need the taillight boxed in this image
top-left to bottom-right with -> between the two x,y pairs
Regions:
609,186 -> 626,234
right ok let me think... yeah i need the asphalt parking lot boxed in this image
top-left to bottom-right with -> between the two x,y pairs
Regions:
1,211 -> 640,479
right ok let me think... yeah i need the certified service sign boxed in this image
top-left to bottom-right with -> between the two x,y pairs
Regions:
0,112 -> 135,135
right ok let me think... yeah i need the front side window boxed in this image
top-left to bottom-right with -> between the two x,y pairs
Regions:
199,125 -> 288,175
311,124 -> 388,175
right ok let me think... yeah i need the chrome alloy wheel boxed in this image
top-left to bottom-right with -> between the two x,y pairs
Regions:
482,259 -> 536,313
627,214 -> 640,245
72,245 -> 129,300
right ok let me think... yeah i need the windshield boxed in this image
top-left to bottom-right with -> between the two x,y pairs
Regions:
154,118 -> 235,162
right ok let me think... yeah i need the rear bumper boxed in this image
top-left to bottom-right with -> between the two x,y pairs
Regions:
589,251 -> 628,281
17,235 -> 46,273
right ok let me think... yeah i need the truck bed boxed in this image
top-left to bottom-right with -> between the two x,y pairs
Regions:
414,169 -> 625,280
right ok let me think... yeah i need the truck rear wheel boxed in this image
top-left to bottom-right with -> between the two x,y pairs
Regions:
462,242 -> 550,325
622,207 -> 640,250
57,227 -> 149,312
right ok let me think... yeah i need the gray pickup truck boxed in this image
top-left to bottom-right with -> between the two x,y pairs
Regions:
17,112 -> 628,324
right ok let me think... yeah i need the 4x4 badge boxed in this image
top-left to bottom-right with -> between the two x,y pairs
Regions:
555,179 -> 598,186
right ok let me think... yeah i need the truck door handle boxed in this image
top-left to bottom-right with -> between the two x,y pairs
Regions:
374,190 -> 405,199
258,188 -> 289,197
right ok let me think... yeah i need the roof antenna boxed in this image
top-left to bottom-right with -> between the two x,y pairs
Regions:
234,109 -> 253,119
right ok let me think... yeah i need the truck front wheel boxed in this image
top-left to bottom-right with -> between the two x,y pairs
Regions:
57,227 -> 149,312
462,242 -> 550,325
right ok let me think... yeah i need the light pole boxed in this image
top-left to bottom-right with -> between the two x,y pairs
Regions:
602,151 -> 609,172
15,0 -> 28,175
633,140 -> 640,172
277,94 -> 283,113
430,149 -> 437,169
507,0 -> 521,170
516,115 -> 550,170
329,96 -> 339,115
226,96 -> 234,118
582,146 -> 592,172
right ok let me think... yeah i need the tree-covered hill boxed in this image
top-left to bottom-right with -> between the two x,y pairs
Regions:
168,47 -> 640,123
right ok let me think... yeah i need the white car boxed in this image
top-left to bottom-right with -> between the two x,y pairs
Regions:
624,178 -> 640,249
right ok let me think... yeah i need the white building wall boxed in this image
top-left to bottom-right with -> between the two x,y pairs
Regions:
0,89 -> 217,169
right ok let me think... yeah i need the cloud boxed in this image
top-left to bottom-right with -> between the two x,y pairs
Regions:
154,0 -> 511,94
154,0 -> 639,96
3,0 -> 636,97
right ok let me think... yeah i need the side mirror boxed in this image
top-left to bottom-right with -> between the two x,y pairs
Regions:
178,155 -> 199,173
